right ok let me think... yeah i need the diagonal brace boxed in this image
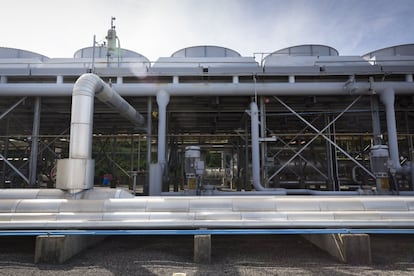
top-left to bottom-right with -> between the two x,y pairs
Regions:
273,95 -> 375,179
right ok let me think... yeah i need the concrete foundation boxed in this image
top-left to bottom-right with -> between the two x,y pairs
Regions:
302,234 -> 372,264
194,234 -> 211,263
34,235 -> 105,263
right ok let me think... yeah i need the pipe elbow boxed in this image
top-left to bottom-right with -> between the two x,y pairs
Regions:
73,73 -> 103,96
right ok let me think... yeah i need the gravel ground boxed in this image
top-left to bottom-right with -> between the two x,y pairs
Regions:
0,234 -> 414,275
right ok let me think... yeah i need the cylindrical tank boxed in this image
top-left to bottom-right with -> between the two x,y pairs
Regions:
363,44 -> 414,59
171,45 -> 241,57
266,44 -> 339,57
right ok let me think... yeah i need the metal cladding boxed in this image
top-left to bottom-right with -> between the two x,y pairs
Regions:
0,196 -> 414,229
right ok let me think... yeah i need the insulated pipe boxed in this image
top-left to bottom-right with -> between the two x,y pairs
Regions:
379,87 -> 402,172
69,73 -> 145,159
57,73 -> 145,191
2,196 -> 414,230
1,82 -> 414,97
250,101 -> 264,191
156,90 -> 170,167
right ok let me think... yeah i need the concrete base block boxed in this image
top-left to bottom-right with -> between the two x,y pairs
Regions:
194,235 -> 211,263
34,235 -> 105,263
302,234 -> 371,264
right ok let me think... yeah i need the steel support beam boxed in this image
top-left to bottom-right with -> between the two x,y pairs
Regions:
0,97 -> 27,122
0,153 -> 29,184
268,95 -> 375,183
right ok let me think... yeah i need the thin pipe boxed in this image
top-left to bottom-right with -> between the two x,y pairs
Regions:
145,96 -> 152,195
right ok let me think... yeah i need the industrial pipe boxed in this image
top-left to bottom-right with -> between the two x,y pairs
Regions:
70,73 -> 145,159
250,101 -> 264,191
1,81 -> 414,97
250,101 -> 288,192
148,90 -> 170,196
56,73 -> 146,192
156,90 -> 170,167
0,196 -> 414,229
379,87 -> 402,172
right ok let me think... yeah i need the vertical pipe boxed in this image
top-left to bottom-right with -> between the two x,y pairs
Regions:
244,119 -> 249,190
370,95 -> 382,145
29,97 -> 41,187
250,101 -> 264,191
157,90 -> 170,167
259,96 -> 267,187
380,87 -> 401,171
130,135 -> 134,172
1,118 -> 9,187
138,135 -> 141,171
145,96 -> 152,195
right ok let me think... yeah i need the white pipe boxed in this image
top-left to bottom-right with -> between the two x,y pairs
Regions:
1,82 -> 414,97
57,73 -> 145,191
156,90 -> 170,166
69,73 -> 145,159
379,87 -> 402,172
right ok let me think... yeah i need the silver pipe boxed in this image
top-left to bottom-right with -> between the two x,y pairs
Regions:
1,82 -> 414,97
69,73 -> 145,159
57,74 -> 146,191
250,102 -> 264,191
1,195 -> 414,229
156,90 -> 169,166
379,87 -> 401,172
0,187 -> 133,199
284,189 -> 361,195
29,97 -> 41,187
146,96 -> 152,194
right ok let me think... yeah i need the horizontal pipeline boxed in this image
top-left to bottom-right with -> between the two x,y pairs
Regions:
0,82 -> 414,96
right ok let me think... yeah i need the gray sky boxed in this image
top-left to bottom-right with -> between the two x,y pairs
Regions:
2,0 -> 414,61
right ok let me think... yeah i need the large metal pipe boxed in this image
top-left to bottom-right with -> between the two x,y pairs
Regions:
379,87 -> 402,172
0,195 -> 414,229
156,90 -> 169,167
250,101 -> 264,191
69,73 -> 145,159
1,82 -> 414,96
56,73 -> 146,192
250,101 -> 295,192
